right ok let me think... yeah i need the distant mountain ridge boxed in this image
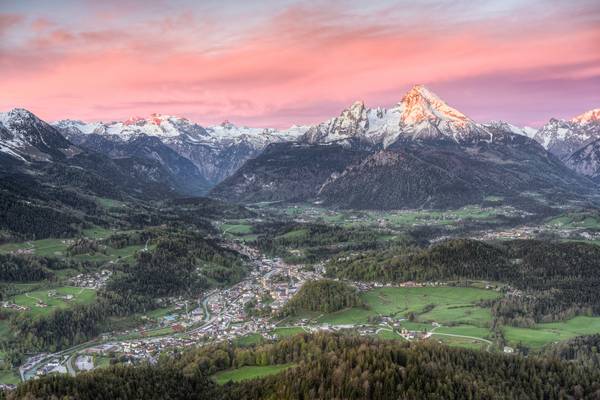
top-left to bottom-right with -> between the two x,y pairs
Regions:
0,108 -> 187,200
2,85 -> 599,211
48,88 -> 599,190
55,115 -> 307,185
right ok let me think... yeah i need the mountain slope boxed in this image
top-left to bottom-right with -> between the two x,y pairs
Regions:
566,138 -> 600,183
210,140 -> 375,203
65,133 -> 210,195
0,108 -> 80,163
319,134 -> 592,209
1,109 -> 189,199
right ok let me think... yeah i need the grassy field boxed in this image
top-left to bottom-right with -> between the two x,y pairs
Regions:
71,243 -> 147,263
285,287 -> 600,352
0,369 -> 20,385
213,364 -> 295,385
504,316 -> 600,348
376,329 -> 403,340
0,238 -> 70,257
95,197 -> 127,209
429,335 -> 488,350
10,286 -> 97,317
278,229 -> 309,240
435,324 -> 490,338
546,213 -> 600,230
0,320 -> 10,338
94,356 -> 112,369
272,327 -> 305,338
221,223 -> 253,235
284,286 -> 501,351
235,333 -> 264,346
81,227 -> 119,239
0,227 -> 135,260
219,221 -> 259,243
317,287 -> 500,326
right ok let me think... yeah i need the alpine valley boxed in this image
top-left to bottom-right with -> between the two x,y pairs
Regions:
4,86 -> 600,400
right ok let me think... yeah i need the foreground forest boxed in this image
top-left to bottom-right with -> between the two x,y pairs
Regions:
6,333 -> 600,400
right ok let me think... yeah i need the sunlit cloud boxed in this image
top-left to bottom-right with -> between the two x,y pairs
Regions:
0,0 -> 599,127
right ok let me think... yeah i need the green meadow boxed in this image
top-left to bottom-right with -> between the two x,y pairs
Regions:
213,364 -> 295,385
315,286 -> 500,327
504,316 -> 600,348
10,286 -> 97,317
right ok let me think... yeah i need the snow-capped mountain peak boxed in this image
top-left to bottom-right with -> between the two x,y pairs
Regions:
533,107 -> 600,160
302,85 -> 494,146
398,84 -> 470,127
571,108 -> 600,124
53,114 -> 308,184
1,108 -> 76,162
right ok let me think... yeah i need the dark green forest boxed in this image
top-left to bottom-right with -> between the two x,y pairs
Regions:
281,279 -> 363,315
7,333 -> 600,399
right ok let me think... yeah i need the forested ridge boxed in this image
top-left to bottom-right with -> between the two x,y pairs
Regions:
281,279 -> 363,315
7,333 -> 600,399
108,230 -> 248,298
249,221 -> 407,263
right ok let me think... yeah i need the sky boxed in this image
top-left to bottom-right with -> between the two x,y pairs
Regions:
1,0 -> 599,128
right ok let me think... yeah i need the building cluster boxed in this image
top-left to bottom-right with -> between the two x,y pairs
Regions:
474,224 -> 600,242
68,269 -> 112,289
1,301 -> 29,312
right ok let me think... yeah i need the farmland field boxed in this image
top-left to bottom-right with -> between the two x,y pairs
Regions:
0,227 -> 139,263
429,335 -> 489,350
221,223 -> 253,235
262,203 -> 518,230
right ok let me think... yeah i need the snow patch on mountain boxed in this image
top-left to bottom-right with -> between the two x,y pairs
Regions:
484,121 -> 537,139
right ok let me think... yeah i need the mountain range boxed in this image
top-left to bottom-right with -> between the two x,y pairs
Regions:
212,86 -> 597,209
1,85 -> 599,211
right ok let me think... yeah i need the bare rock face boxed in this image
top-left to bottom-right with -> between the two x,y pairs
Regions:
566,138 -> 600,182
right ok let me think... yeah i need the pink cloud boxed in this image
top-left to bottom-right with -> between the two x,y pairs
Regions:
0,13 -> 23,37
0,3 -> 599,127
